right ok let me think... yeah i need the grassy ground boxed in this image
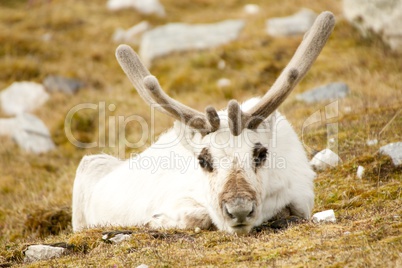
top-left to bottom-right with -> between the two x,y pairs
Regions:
0,0 -> 401,267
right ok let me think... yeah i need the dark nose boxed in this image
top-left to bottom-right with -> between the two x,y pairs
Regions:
223,199 -> 255,223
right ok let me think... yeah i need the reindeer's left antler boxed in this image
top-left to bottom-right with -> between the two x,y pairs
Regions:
116,11 -> 334,137
228,11 -> 335,135
116,45 -> 220,135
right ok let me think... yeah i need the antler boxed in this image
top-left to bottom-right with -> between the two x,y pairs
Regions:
116,45 -> 220,135
228,11 -> 335,136
116,11 -> 334,137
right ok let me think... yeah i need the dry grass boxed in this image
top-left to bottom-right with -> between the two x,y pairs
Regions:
0,0 -> 401,267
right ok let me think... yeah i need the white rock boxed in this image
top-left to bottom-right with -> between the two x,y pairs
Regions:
194,227 -> 201,233
366,139 -> 378,146
136,264 -> 149,268
310,149 -> 342,170
24,245 -> 66,262
217,78 -> 231,88
312,209 -> 336,223
356,165 -> 365,179
379,142 -> 402,166
109,233 -> 131,244
343,0 -> 402,53
113,21 -> 151,44
266,9 -> 317,37
0,114 -> 55,153
343,106 -> 352,113
107,0 -> 165,17
41,33 -> 52,42
244,4 -> 260,15
217,60 -> 226,70
0,82 -> 49,116
139,20 -> 245,66
343,231 -> 351,235
14,113 -> 56,154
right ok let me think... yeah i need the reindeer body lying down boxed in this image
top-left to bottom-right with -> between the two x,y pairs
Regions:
72,12 -> 335,234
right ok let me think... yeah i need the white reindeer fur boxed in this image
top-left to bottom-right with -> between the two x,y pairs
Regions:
72,98 -> 315,233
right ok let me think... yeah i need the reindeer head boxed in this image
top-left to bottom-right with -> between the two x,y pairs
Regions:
116,12 -> 335,234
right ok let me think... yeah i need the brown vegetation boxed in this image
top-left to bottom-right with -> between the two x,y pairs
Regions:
0,0 -> 401,267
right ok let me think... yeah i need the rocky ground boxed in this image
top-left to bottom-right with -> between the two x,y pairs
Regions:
0,0 -> 401,267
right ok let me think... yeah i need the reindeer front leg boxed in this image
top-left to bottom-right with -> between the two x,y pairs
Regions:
147,198 -> 213,230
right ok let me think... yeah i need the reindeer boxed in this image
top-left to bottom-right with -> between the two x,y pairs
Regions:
72,12 -> 335,234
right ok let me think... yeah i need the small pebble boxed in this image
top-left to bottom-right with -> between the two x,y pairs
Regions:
194,227 -> 201,234
356,165 -> 365,179
312,209 -> 336,223
366,139 -> 378,146
217,60 -> 226,70
343,106 -> 352,113
244,4 -> 260,15
217,78 -> 231,88
105,233 -> 132,244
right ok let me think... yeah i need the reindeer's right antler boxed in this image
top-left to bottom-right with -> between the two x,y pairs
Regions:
116,45 -> 220,135
228,11 -> 335,135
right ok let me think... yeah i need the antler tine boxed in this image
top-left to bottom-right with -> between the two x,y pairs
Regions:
143,75 -> 216,134
244,11 -> 335,130
115,45 -> 160,110
205,106 -> 220,132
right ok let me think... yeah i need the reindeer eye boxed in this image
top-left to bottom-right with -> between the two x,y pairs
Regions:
198,156 -> 213,172
198,148 -> 214,172
253,143 -> 267,168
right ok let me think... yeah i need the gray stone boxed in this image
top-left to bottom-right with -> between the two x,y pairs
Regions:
296,82 -> 350,103
102,230 -> 133,244
14,113 -> 56,154
379,142 -> 402,166
0,114 -> 56,154
24,245 -> 66,262
113,21 -> 151,44
102,233 -> 131,244
343,0 -> 402,53
0,82 -> 49,116
43,75 -> 84,95
107,0 -> 165,17
266,9 -> 317,37
139,20 -> 245,66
